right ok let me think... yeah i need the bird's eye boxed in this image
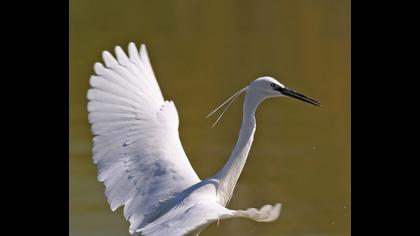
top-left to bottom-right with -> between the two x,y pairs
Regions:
270,83 -> 277,88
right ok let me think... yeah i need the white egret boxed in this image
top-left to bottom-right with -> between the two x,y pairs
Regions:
87,42 -> 320,236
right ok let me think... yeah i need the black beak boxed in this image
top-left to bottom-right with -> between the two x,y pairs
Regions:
275,87 -> 320,106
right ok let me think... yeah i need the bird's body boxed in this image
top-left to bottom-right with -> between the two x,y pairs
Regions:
87,42 -> 319,236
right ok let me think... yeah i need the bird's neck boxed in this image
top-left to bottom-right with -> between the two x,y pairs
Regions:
215,91 -> 263,206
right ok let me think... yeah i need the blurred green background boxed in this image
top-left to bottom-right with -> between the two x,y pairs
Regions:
70,0 -> 350,235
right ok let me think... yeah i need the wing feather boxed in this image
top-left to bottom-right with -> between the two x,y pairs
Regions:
87,43 -> 200,233
138,200 -> 281,236
138,201 -> 234,236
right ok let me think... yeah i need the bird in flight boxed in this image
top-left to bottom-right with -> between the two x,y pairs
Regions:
87,42 -> 320,236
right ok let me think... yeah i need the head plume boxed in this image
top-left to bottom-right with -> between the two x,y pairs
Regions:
205,87 -> 248,127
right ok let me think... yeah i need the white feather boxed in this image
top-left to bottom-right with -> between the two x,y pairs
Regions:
205,87 -> 247,127
87,43 -> 201,231
137,187 -> 281,236
88,43 -> 284,235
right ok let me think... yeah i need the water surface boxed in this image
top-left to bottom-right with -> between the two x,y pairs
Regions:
70,1 -> 350,235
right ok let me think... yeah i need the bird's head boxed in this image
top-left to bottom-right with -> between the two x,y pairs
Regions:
247,76 -> 320,106
206,76 -> 320,127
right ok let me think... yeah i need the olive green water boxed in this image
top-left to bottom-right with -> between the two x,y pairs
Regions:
70,0 -> 350,235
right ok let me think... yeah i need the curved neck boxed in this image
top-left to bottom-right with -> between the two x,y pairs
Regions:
215,91 -> 264,206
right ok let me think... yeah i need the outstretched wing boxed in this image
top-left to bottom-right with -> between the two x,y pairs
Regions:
87,43 -> 201,234
138,200 -> 281,236
138,201 -> 234,236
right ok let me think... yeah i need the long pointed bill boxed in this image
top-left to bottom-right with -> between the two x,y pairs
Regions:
275,87 -> 320,106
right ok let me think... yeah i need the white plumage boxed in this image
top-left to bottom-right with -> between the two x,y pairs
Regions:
87,42 -> 319,236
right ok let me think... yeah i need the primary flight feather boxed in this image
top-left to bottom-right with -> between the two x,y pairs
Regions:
87,42 -> 319,236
